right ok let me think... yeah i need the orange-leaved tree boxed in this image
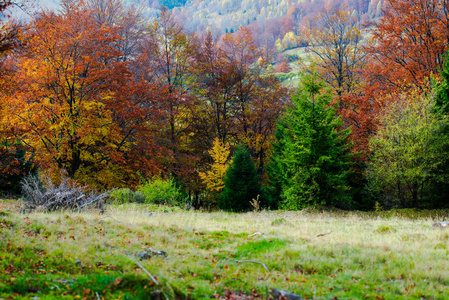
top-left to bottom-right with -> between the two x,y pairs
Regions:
6,0 -> 163,188
191,29 -> 289,176
341,0 -> 449,155
0,0 -> 34,193
143,8 -> 199,188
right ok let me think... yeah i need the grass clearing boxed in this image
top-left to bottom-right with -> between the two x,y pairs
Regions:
1,200 -> 449,299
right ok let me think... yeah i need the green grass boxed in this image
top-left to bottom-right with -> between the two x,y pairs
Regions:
1,200 -> 449,299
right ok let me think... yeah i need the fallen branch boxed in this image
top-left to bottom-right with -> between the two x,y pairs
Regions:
432,221 -> 449,228
135,261 -> 159,285
99,215 -> 123,224
249,232 -> 267,239
310,231 -> 332,239
235,260 -> 270,272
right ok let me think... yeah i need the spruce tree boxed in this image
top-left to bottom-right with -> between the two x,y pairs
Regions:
429,51 -> 449,207
219,145 -> 262,212
267,70 -> 354,209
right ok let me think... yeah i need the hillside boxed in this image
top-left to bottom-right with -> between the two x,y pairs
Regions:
16,0 -> 383,50
123,0 -> 384,42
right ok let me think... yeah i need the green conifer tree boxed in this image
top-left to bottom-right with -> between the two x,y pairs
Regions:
427,52 -> 449,207
436,52 -> 449,114
219,145 -> 262,212
267,70 -> 354,209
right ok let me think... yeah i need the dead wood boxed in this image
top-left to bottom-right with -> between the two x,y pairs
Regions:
21,174 -> 112,212
249,232 -> 267,239
432,221 -> 449,228
135,261 -> 159,285
235,260 -> 270,272
310,231 -> 332,239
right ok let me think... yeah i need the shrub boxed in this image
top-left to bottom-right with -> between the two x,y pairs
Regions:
137,176 -> 181,206
109,188 -> 145,204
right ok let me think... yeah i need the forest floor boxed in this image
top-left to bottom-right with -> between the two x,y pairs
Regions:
1,200 -> 449,299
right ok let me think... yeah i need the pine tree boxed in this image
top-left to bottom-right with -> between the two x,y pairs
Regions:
428,52 -> 449,207
436,52 -> 449,114
219,145 -> 262,212
268,70 -> 354,209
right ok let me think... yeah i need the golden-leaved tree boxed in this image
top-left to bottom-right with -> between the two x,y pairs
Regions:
198,137 -> 230,193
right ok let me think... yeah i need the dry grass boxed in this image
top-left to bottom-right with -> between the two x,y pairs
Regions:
1,202 -> 449,299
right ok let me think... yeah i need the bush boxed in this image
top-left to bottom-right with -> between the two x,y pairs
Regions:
137,176 -> 181,206
109,188 -> 145,204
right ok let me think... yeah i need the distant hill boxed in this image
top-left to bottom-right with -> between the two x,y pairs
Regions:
14,0 -> 384,52
171,0 -> 382,35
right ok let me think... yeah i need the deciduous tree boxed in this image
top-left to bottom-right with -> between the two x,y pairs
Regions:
198,137 -> 230,193
303,6 -> 365,97
0,0 -> 32,194
7,0 -> 162,188
191,28 -> 288,175
366,91 -> 449,208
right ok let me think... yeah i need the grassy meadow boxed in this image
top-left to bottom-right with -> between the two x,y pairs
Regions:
1,200 -> 449,299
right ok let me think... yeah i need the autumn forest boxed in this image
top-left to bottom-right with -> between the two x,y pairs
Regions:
2,0 -> 449,211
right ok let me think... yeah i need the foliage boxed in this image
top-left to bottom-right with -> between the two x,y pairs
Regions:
303,6 -> 365,98
109,188 -> 145,205
341,0 -> 449,156
137,176 -> 182,206
274,61 -> 292,74
0,139 -> 35,195
219,145 -> 263,212
198,137 -> 230,192
366,91 -> 449,208
4,0 -> 163,189
365,0 -> 449,92
191,29 -> 289,177
146,8 -> 198,184
268,70 -> 354,210
275,32 -> 301,51
198,138 -> 231,208
436,51 -> 449,114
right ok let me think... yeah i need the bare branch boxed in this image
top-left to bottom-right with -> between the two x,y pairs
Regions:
135,261 -> 159,285
235,260 -> 270,272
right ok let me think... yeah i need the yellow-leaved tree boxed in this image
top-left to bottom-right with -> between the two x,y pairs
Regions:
199,138 -> 230,193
